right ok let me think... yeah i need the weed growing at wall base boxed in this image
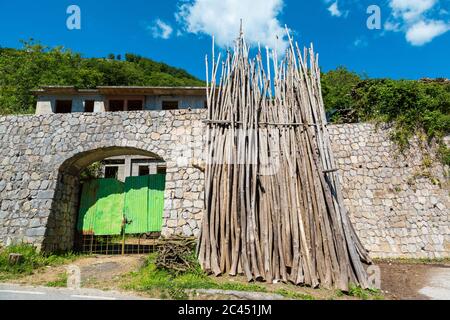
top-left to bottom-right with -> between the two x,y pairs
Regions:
0,244 -> 78,281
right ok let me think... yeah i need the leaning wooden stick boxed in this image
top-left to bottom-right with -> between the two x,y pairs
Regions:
199,28 -> 372,291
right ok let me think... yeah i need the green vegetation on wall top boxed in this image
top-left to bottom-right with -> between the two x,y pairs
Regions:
322,67 -> 449,165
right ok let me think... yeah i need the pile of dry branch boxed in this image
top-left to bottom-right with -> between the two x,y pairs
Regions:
198,27 -> 372,291
156,238 -> 197,273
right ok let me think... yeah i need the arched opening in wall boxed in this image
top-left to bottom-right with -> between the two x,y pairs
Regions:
43,147 -> 167,254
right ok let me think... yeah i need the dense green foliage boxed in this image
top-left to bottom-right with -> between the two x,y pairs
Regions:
322,68 -> 450,165
321,66 -> 364,122
0,42 -> 204,115
352,79 -> 449,149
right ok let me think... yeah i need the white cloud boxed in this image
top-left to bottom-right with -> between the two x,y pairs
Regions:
385,0 -> 449,46
384,21 -> 401,32
328,1 -> 342,17
176,0 -> 288,53
406,20 -> 450,45
324,0 -> 349,18
150,19 -> 173,39
389,0 -> 438,22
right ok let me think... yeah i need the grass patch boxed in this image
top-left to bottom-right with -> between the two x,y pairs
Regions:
344,284 -> 384,300
216,282 -> 267,293
0,244 -> 78,281
275,288 -> 315,300
373,257 -> 450,265
45,273 -> 68,288
123,253 -> 273,300
123,253 -> 212,299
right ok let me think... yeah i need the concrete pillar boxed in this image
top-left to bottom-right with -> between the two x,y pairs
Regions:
36,100 -> 53,115
118,165 -> 125,182
149,164 -> 158,175
93,101 -> 106,113
124,156 -> 132,178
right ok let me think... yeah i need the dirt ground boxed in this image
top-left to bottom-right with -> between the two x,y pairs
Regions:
378,261 -> 450,300
8,255 -> 450,300
11,255 -> 146,289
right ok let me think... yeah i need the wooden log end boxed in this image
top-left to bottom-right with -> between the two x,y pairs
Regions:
8,253 -> 24,266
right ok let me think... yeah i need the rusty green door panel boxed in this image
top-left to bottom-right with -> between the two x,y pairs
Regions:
147,174 -> 166,232
77,180 -> 100,234
94,179 -> 124,236
77,179 -> 124,236
124,175 -> 166,234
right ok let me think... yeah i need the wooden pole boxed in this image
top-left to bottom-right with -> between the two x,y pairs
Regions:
199,27 -> 372,290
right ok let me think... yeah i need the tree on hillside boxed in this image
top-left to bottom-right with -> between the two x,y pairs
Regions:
321,66 -> 362,123
0,41 -> 205,115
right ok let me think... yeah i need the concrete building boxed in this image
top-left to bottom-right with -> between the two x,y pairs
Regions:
33,86 -> 207,115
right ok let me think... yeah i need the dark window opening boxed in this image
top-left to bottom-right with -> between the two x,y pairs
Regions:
128,100 -> 144,111
139,166 -> 150,176
204,100 -> 208,109
104,159 -> 125,165
162,101 -> 179,110
85,100 -> 95,113
105,166 -> 119,179
157,166 -> 167,175
109,100 -> 125,112
55,100 -> 72,114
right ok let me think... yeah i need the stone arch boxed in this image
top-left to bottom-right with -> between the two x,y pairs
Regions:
59,146 -> 163,175
42,146 -> 164,252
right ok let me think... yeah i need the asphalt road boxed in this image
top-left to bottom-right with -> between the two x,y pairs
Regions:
0,283 -> 148,300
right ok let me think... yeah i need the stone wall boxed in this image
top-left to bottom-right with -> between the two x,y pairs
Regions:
329,123 -> 449,259
0,111 -> 448,258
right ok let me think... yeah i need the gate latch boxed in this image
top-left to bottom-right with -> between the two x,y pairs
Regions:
122,216 -> 133,227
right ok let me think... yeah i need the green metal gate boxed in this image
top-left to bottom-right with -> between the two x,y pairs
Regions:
77,175 -> 166,237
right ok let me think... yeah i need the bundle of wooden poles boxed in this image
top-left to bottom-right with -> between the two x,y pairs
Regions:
198,27 -> 372,291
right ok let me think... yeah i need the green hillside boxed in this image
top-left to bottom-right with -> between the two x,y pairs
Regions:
0,41 -> 204,115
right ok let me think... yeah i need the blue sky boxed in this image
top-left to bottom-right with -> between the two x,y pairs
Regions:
0,0 -> 449,80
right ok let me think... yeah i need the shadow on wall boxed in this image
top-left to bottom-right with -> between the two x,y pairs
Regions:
41,146 -> 163,252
